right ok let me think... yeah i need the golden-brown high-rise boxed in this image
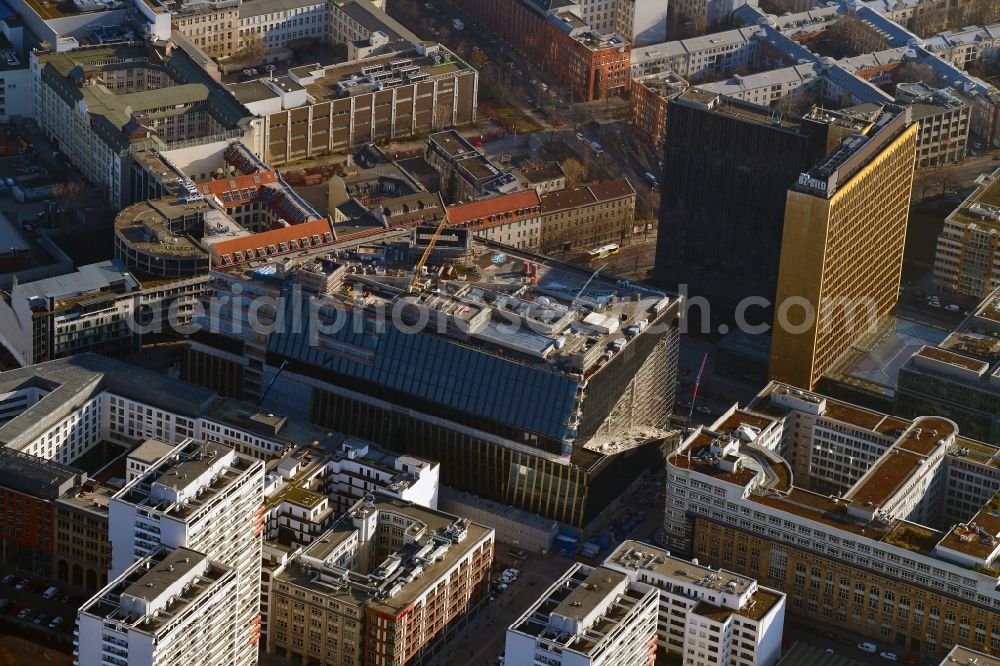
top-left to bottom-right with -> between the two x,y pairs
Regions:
770,107 -> 917,389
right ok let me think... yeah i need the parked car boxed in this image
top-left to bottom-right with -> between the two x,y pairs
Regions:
14,579 -> 29,590
48,616 -> 63,629
1,575 -> 13,585
858,642 -> 878,653
696,405 -> 712,415
15,608 -> 31,620
945,304 -> 961,312
42,586 -> 60,600
880,652 -> 898,662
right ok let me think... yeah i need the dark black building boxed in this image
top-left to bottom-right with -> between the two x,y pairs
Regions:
654,89 -> 831,328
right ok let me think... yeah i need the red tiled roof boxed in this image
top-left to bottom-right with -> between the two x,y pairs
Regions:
200,172 -> 280,207
210,218 -> 335,266
446,190 -> 540,226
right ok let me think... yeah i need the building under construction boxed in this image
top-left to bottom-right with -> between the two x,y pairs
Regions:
184,229 -> 682,529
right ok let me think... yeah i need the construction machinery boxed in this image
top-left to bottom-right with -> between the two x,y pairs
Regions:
408,215 -> 449,293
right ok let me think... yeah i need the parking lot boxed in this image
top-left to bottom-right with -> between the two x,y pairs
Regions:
0,573 -> 83,645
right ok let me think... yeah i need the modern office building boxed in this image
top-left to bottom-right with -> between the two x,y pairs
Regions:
934,168 -> 1000,300
0,260 -> 205,367
896,289 -> 1000,445
505,562 -> 660,666
770,103 -> 917,389
662,382 -> 1000,659
228,45 -> 478,166
540,179 -> 637,255
186,236 -> 681,527
603,540 -> 786,666
110,440 -> 265,666
266,496 -> 494,665
76,547 -> 242,666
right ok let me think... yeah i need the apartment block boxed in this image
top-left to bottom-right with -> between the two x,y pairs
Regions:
172,0 -> 240,58
424,130 -> 520,203
263,436 -> 439,549
923,23 -> 1000,69
266,496 -> 494,665
76,547 -> 242,666
630,72 -> 687,149
110,440 -> 265,665
505,562 -> 659,666
896,290 -> 1000,445
604,541 -> 786,666
540,179 -> 636,255
893,82 -> 970,167
446,189 -> 542,250
662,382 -> 1000,659
933,168 -> 1000,300
771,105 -> 917,389
629,27 -> 762,80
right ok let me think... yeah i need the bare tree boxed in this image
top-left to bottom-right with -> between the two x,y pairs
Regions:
892,61 -> 939,86
53,180 -> 87,210
562,158 -> 588,187
774,88 -> 818,115
234,33 -> 266,66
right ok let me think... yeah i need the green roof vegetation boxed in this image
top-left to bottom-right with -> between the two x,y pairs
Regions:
882,524 -> 940,555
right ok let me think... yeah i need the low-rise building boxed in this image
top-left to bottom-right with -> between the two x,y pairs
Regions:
266,496 -> 494,665
603,540 -> 786,665
446,189 -> 542,250
517,162 -> 567,195
923,23 -> 1000,69
539,179 -> 636,255
939,645 -> 1000,665
896,289 -> 1000,445
76,547 -> 242,666
505,562 -> 659,666
933,168 -> 1000,300
425,130 -> 519,203
896,81 -> 971,167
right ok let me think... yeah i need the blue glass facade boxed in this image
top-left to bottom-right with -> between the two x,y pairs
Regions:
267,300 -> 582,444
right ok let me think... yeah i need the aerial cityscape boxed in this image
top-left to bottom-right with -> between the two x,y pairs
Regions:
0,0 -> 999,664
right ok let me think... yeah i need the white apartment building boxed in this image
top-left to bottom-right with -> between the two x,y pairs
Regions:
629,27 -> 763,79
661,382 -> 1000,657
567,0 -> 668,46
505,562 -> 660,666
262,436 -> 439,547
76,548 -> 241,666
110,440 -> 265,666
603,540 -> 786,666
934,168 -> 1000,300
923,24 -> 1000,69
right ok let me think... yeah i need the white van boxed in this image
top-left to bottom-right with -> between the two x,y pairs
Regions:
42,586 -> 59,600
858,642 -> 878,654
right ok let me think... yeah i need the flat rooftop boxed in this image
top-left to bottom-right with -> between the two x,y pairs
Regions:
301,49 -> 469,103
607,540 -> 755,598
950,169 -> 1000,230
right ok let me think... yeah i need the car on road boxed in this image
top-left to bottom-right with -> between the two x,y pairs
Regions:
945,190 -> 958,198
858,642 -> 878,653
880,652 -> 898,662
945,304 -> 960,312
14,579 -> 29,590
696,405 -> 712,415
1,575 -> 13,585
15,608 -> 31,621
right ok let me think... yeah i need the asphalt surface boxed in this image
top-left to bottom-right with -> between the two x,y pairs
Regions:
0,572 -> 82,641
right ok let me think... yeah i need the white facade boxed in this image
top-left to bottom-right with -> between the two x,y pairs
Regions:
109,441 -> 265,666
76,548 -> 241,666
505,562 -> 659,666
238,0 -> 329,50
603,540 -> 786,666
